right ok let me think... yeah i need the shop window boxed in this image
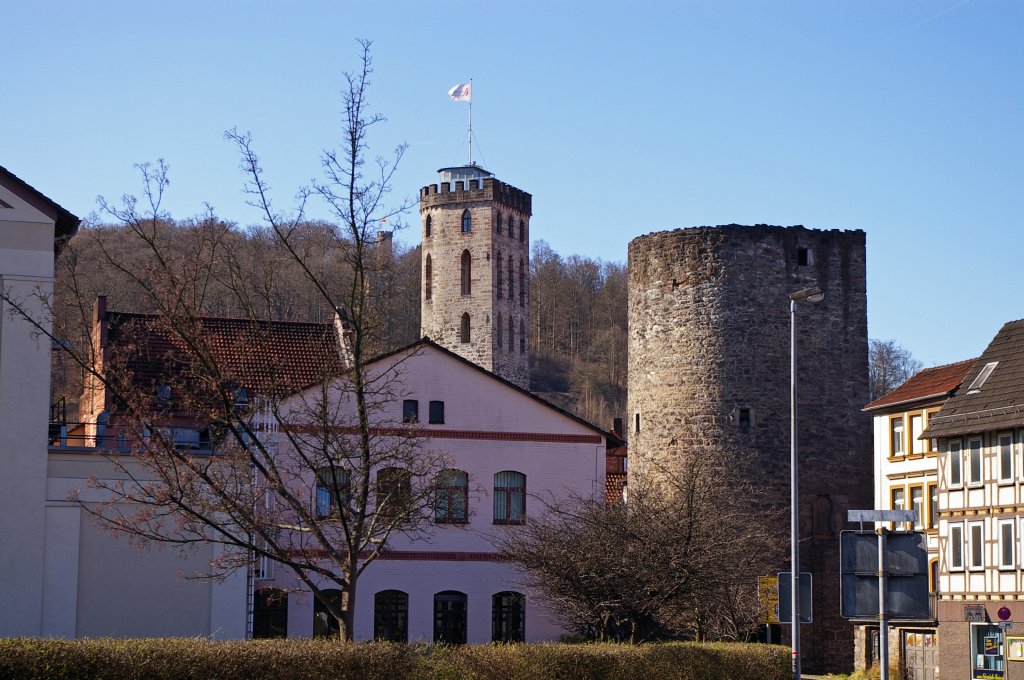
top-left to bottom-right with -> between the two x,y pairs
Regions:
434,591 -> 467,644
253,588 -> 288,639
313,589 -> 342,638
492,591 -> 525,642
374,590 -> 408,642
971,624 -> 1005,677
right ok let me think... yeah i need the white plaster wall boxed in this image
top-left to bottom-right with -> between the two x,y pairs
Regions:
0,192 -> 56,636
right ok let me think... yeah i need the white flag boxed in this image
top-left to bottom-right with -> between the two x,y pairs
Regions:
448,83 -> 471,102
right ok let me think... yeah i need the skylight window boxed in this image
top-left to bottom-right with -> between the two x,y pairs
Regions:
967,362 -> 998,394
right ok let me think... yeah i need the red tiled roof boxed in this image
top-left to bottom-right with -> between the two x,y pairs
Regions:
105,312 -> 342,399
863,358 -> 975,411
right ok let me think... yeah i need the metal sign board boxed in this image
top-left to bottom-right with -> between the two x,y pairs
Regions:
966,605 -> 988,622
777,572 -> 812,624
848,509 -> 918,523
840,531 -> 930,620
758,576 -> 779,624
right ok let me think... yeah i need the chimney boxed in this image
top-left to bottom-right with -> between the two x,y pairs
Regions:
611,418 -> 623,438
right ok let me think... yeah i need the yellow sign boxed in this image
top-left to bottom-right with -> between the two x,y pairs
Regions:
758,576 -> 779,624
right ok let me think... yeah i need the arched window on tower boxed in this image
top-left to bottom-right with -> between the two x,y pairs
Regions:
496,212 -> 502,236
425,254 -> 432,301
507,314 -> 514,352
519,219 -> 525,243
496,253 -> 503,299
518,259 -> 525,307
519,319 -> 526,354
507,255 -> 514,300
507,216 -> 514,240
461,250 -> 471,296
460,313 -> 471,344
496,312 -> 503,349
425,214 -> 432,238
461,209 -> 472,233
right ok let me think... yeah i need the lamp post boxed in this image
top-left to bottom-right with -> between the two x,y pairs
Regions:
788,286 -> 824,680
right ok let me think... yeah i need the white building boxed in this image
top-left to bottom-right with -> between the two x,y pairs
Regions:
857,359 -> 973,678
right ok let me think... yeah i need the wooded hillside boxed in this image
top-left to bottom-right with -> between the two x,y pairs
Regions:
51,221 -> 627,430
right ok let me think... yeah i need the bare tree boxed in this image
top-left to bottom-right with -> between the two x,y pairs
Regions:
869,338 -> 923,402
5,40 -> 446,641
496,456 -> 780,643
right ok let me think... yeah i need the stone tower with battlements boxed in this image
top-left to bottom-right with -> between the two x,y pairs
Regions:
420,165 -> 531,389
627,224 -> 872,674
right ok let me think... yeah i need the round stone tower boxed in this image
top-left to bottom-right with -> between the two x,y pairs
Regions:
627,224 -> 871,673
419,165 -> 531,389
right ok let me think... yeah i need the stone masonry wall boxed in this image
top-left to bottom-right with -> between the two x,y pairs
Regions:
420,177 -> 531,389
626,224 -> 872,673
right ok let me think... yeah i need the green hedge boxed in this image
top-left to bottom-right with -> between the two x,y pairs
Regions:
0,639 -> 789,680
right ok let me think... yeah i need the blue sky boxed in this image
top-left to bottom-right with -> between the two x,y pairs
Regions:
6,1 -> 1022,367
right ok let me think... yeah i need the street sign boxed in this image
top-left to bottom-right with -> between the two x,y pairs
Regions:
965,605 -> 987,622
840,530 -> 930,620
758,576 -> 779,624
999,607 -> 1012,621
777,572 -> 812,624
848,509 -> 918,524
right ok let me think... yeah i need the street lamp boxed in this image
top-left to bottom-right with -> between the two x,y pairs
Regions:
788,286 -> 823,680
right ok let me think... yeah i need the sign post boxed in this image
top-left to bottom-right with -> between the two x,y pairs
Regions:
845,509 -> 921,680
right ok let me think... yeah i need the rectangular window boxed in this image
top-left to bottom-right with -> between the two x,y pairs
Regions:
950,523 -> 964,570
949,440 -> 963,487
968,521 -> 984,570
910,486 -> 924,531
999,433 -> 1014,483
890,417 -> 904,456
428,400 -> 445,424
494,471 -> 526,524
402,400 -> 419,423
891,487 -> 906,530
910,414 -> 924,454
927,482 -> 938,530
925,410 -> 939,452
999,520 -> 1015,569
968,438 -> 983,486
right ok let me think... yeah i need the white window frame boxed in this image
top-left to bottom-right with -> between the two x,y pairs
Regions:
890,416 -> 905,456
910,414 -> 925,455
968,521 -> 985,571
998,432 -> 1015,484
909,485 -> 925,531
949,440 -> 963,488
967,437 -> 984,487
999,519 -> 1016,570
949,522 -> 964,571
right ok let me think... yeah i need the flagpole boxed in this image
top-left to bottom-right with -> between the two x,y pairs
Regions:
468,78 -> 473,166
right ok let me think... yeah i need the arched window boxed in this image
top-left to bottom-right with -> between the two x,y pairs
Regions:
496,252 -> 503,299
461,209 -> 472,233
507,255 -> 514,300
519,219 -> 525,243
435,469 -> 469,523
494,471 -> 525,524
434,591 -> 468,644
425,213 -> 432,237
461,250 -> 471,296
519,319 -> 526,354
374,590 -> 409,642
518,259 -> 525,307
376,467 -> 411,520
460,313 -> 471,344
492,591 -> 525,642
424,254 -> 432,301
253,588 -> 288,639
496,212 -> 503,236
316,467 -> 350,518
313,588 -> 343,638
496,312 -> 503,349
507,315 -> 513,352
